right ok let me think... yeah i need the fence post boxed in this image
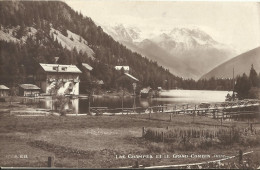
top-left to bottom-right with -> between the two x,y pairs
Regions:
48,156 -> 54,167
142,127 -> 145,137
162,105 -> 164,112
149,107 -> 151,119
230,127 -> 232,144
170,113 -> 172,121
134,160 -> 139,168
238,150 -> 243,164
162,131 -> 164,142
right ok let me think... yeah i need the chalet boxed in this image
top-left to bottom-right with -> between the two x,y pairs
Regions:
115,66 -> 130,73
115,72 -> 139,90
81,63 -> 93,77
35,63 -> 82,95
0,85 -> 10,97
19,84 -> 41,97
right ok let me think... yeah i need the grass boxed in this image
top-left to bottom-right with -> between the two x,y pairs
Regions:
0,102 -> 260,168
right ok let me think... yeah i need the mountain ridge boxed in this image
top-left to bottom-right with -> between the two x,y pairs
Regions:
201,46 -> 260,79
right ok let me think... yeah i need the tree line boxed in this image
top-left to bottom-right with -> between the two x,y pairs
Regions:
234,65 -> 260,99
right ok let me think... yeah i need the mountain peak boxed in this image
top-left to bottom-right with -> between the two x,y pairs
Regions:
168,27 -> 216,45
101,23 -> 237,79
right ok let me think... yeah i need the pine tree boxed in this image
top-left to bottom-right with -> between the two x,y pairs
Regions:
249,64 -> 258,87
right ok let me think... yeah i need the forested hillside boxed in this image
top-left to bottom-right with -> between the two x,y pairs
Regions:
0,1 -> 182,91
0,1 -> 237,92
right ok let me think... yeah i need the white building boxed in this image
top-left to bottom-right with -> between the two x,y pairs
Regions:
115,66 -> 130,73
35,63 -> 82,95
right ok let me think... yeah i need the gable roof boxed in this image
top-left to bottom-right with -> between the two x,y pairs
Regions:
124,73 -> 139,82
19,84 -> 41,90
115,66 -> 130,71
39,63 -> 82,73
82,63 -> 93,71
0,85 -> 9,90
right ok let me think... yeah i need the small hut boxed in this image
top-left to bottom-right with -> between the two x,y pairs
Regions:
0,85 -> 10,97
140,87 -> 153,98
19,84 -> 41,97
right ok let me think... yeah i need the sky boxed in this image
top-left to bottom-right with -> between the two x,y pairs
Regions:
65,0 -> 260,53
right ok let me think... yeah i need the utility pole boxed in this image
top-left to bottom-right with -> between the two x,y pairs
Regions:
232,67 -> 235,101
121,88 -> 124,114
133,83 -> 136,112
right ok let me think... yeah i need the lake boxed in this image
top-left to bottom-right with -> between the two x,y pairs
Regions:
38,90 -> 231,114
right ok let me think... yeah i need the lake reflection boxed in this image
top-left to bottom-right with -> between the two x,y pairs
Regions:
38,90 -> 230,114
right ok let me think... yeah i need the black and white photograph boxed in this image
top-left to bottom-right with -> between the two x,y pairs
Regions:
0,0 -> 260,169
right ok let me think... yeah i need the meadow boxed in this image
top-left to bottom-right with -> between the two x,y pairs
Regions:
0,102 -> 260,168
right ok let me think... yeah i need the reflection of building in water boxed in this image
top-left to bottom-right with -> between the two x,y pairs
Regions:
35,63 -> 82,95
71,99 -> 79,114
41,98 -> 79,114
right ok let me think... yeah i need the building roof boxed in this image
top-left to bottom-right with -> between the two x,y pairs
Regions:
115,66 -> 130,71
0,85 -> 9,90
39,63 -> 82,73
19,84 -> 41,90
82,63 -> 93,71
124,73 -> 139,82
140,87 -> 152,94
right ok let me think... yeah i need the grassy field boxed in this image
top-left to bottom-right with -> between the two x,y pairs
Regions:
0,102 -> 260,168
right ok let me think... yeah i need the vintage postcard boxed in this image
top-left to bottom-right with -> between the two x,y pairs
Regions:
0,0 -> 260,169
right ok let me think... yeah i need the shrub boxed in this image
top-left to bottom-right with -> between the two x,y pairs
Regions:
147,142 -> 165,153
239,135 -> 260,146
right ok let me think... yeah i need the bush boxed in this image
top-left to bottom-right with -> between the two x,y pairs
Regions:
239,135 -> 260,146
147,142 -> 165,153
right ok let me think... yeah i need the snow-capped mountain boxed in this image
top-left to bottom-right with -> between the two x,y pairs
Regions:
102,24 -> 237,80
102,24 -> 142,43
